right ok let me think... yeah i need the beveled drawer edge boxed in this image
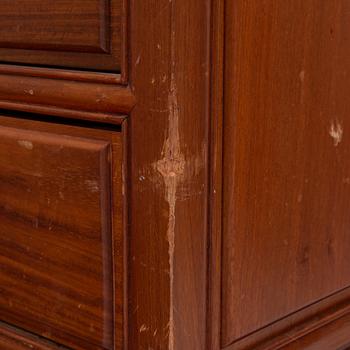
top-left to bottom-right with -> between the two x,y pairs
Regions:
0,64 -> 123,85
0,73 -> 135,125
0,321 -> 70,350
222,286 -> 350,350
0,117 -> 126,349
0,101 -> 126,125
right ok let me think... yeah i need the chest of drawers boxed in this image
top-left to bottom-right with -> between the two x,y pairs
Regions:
1,1 -> 350,350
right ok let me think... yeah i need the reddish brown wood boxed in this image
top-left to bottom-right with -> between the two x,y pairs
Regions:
0,0 -> 123,71
0,0 -> 131,126
0,64 -> 122,84
222,287 -> 350,350
207,0 -> 225,348
0,0 -> 109,53
3,1 -> 350,349
0,322 -> 66,350
218,0 -> 350,349
0,103 -> 126,126
128,0 -> 211,349
0,116 -> 124,350
280,314 -> 350,350
0,73 -> 135,123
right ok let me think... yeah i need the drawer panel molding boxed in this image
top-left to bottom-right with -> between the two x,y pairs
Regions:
0,0 -> 125,72
0,116 -> 124,350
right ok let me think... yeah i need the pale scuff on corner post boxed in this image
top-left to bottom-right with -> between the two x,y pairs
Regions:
154,75 -> 185,350
151,0 -> 186,348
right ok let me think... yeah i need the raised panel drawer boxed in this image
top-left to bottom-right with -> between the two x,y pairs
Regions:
0,0 -> 123,71
0,116 -> 124,350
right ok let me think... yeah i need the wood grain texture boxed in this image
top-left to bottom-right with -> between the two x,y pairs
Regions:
128,0 -> 211,349
0,0 -> 123,71
0,0 -> 109,53
223,287 -> 350,350
207,0 -> 225,348
0,116 -> 124,350
0,73 -> 135,124
221,0 -> 350,347
0,64 -> 122,84
0,1 -> 129,124
0,322 -> 68,350
279,314 -> 350,350
4,0 -> 350,348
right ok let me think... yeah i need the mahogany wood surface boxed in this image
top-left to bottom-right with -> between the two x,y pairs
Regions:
0,116 -> 124,350
128,0 -> 210,349
0,0 -> 124,71
220,0 -> 350,348
0,322 -> 67,350
223,287 -> 350,350
280,314 -> 350,350
207,0 -> 225,349
0,1 -> 130,125
0,0 -> 108,53
0,73 -> 135,123
1,0 -> 350,349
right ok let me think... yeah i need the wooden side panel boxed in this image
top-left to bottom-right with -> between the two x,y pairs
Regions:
280,314 -> 350,350
0,0 -> 123,71
222,0 -> 350,347
0,117 -> 124,350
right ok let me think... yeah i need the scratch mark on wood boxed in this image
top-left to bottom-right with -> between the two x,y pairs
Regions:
135,55 -> 141,66
329,119 -> 343,146
153,8 -> 185,347
151,1 -> 186,348
84,180 -> 100,193
154,78 -> 184,350
139,324 -> 150,333
18,140 -> 34,150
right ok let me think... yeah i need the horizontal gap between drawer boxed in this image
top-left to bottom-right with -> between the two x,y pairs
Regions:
0,110 -> 123,132
0,62 -> 122,82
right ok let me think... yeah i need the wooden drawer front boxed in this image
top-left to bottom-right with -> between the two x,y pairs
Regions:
0,0 -> 123,71
0,117 -> 123,350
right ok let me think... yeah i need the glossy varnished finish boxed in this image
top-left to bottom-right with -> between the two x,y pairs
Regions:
128,0 -> 210,349
220,0 -> 350,348
0,0 -> 131,124
0,0 -> 124,71
0,72 -> 135,123
0,116 -> 124,350
1,0 -> 350,349
0,0 -> 108,53
207,0 -> 225,348
223,287 -> 350,350
280,314 -> 350,350
0,322 -> 67,350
